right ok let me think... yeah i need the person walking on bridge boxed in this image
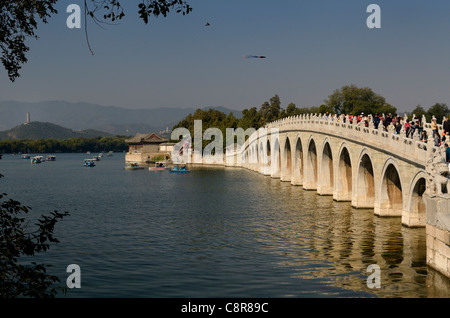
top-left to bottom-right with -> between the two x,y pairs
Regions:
432,118 -> 438,137
445,143 -> 450,163
443,116 -> 450,142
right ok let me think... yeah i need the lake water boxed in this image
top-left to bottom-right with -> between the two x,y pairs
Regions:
1,153 -> 450,298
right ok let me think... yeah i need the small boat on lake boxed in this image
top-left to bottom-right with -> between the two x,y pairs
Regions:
169,165 -> 190,174
93,156 -> 100,161
46,155 -> 56,161
21,154 -> 30,159
31,156 -> 43,164
84,159 -> 96,167
125,163 -> 144,170
149,162 -> 168,171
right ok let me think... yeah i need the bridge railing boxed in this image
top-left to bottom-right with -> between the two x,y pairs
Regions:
235,113 -> 447,166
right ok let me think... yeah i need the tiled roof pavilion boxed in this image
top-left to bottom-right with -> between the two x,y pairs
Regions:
125,133 -> 168,145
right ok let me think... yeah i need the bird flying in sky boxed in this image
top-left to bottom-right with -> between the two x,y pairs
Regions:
245,55 -> 266,59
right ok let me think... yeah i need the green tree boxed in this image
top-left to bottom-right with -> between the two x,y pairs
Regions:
259,95 -> 282,124
1,0 -> 193,81
285,103 -> 298,117
238,107 -> 261,130
318,104 -> 334,114
172,108 -> 237,150
324,84 -> 396,115
412,104 -> 427,120
427,103 -> 450,124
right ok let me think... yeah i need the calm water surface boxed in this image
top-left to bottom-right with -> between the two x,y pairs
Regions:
1,153 -> 449,298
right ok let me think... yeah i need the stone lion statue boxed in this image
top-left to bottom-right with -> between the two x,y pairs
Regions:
426,147 -> 450,195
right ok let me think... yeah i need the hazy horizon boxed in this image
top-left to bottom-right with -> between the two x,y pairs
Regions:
1,0 -> 450,113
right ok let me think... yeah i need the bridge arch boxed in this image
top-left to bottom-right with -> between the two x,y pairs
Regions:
353,148 -> 376,209
318,138 -> 334,195
292,134 -> 304,186
250,144 -> 256,166
376,158 -> 403,217
264,139 -> 271,175
305,135 -> 318,190
404,171 -> 427,227
335,143 -> 353,201
259,141 -> 265,167
281,136 -> 292,182
271,137 -> 281,178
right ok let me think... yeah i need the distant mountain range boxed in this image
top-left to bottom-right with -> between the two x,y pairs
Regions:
0,122 -> 113,141
0,101 -> 243,136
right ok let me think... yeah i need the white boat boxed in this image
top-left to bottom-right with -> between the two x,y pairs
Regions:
149,162 -> 168,171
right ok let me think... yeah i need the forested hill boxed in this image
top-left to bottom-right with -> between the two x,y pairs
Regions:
0,122 -> 112,141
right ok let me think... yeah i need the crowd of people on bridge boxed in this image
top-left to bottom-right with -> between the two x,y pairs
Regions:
320,112 -> 450,147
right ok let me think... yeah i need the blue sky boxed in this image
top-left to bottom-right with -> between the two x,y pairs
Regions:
1,0 -> 450,113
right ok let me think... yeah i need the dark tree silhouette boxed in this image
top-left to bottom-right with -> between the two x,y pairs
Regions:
0,0 -> 193,81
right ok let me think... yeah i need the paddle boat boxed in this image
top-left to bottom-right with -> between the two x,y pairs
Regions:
46,155 -> 56,161
31,156 -> 43,164
169,165 -> 190,174
124,163 -> 144,170
93,156 -> 100,161
21,154 -> 31,159
149,162 -> 168,171
84,159 -> 96,167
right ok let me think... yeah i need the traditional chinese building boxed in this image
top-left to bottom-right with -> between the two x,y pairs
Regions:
125,132 -> 175,164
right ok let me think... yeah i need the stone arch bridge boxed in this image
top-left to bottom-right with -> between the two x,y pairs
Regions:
222,114 -> 450,279
229,114 -> 432,227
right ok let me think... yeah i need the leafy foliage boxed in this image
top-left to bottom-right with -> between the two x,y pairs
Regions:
0,189 -> 69,297
172,108 -> 236,149
411,103 -> 449,124
171,96 -> 327,149
136,0 -> 193,24
324,84 -> 397,115
1,0 -> 193,81
171,86 -> 400,150
0,0 -> 58,81
236,95 -> 322,130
